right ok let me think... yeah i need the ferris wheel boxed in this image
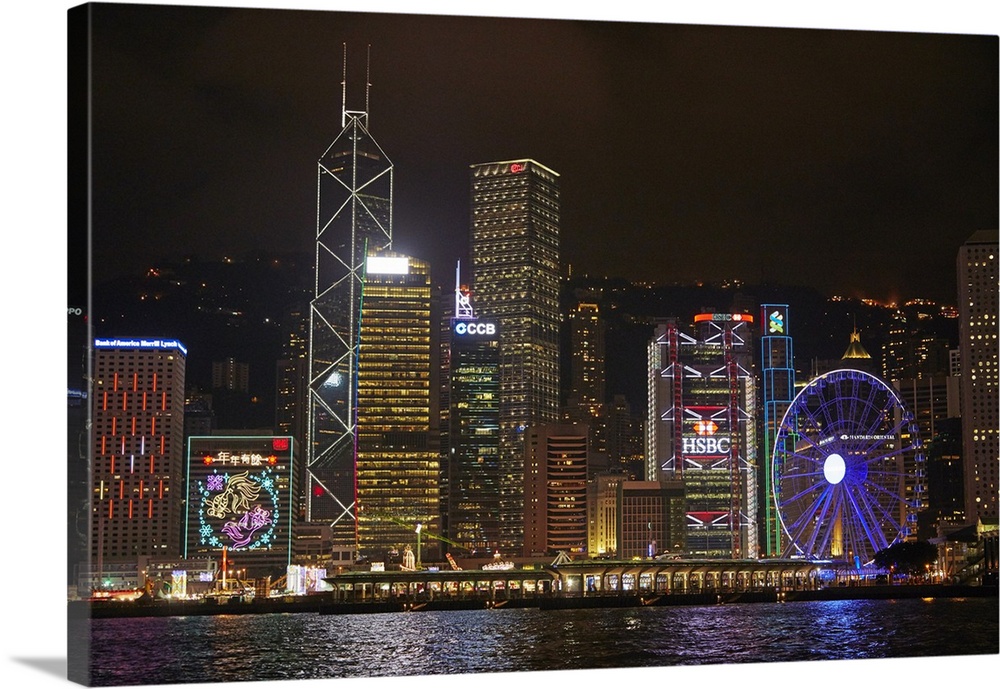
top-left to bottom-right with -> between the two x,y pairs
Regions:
772,368 -> 924,563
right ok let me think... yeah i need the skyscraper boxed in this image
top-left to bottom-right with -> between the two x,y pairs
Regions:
759,304 -> 795,557
566,295 -> 607,458
445,284 -> 501,555
646,314 -> 758,559
89,337 -> 187,587
307,52 -> 392,543
957,230 -> 998,522
470,159 -> 561,553
354,254 -> 439,561
523,423 -> 589,557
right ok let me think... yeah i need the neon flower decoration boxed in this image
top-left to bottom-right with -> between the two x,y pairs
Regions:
196,468 -> 280,551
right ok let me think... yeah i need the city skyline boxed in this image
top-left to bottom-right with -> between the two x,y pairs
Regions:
85,3 -> 997,305
5,3 -> 998,689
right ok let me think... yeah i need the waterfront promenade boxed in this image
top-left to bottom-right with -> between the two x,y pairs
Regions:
71,583 -> 997,619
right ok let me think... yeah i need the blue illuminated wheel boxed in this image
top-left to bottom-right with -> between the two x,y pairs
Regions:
772,369 -> 924,563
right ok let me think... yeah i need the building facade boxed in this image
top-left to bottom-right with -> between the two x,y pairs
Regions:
646,315 -> 758,559
759,304 -> 795,557
307,64 -> 393,540
470,159 -> 561,553
523,424 -> 589,557
446,305 -> 502,556
957,230 -> 999,522
354,254 -> 440,562
184,435 -> 298,578
90,338 -> 187,586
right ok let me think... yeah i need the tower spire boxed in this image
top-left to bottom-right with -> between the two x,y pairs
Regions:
340,43 -> 347,129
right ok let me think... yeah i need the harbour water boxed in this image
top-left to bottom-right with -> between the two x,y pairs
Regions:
78,596 -> 998,686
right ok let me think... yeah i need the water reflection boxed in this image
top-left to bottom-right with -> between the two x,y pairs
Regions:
86,598 -> 998,686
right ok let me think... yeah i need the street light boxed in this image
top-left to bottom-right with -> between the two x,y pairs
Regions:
415,522 -> 423,569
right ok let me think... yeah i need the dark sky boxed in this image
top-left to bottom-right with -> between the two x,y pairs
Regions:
89,3 -> 997,304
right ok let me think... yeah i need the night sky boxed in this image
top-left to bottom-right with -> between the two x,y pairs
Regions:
87,2 -> 998,304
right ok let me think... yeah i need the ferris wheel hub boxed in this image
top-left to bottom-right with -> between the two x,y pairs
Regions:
823,453 -> 846,485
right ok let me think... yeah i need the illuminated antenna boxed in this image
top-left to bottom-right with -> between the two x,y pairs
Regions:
455,260 -> 474,319
365,44 -> 371,126
341,43 -> 371,128
340,43 -> 347,129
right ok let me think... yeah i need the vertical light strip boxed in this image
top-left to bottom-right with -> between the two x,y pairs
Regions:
111,417 -> 117,436
142,392 -> 147,411
132,372 -> 137,391
102,391 -> 108,411
130,454 -> 135,474
148,499 -> 153,519
152,372 -> 157,392
108,500 -> 114,519
128,499 -> 134,520
113,372 -> 118,392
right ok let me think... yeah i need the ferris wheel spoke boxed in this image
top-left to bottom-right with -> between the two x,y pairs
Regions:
802,488 -> 839,556
780,476 -> 827,506
842,487 -> 891,554
851,481 -> 903,540
774,369 -> 921,561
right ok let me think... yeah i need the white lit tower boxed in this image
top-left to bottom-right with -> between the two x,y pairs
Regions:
470,159 -> 561,554
957,230 -> 998,523
307,47 -> 393,545
646,314 -> 758,559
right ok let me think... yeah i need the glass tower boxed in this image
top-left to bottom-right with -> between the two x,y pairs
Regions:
470,159 -> 561,554
355,255 -> 439,562
446,310 -> 501,555
957,230 -> 999,522
647,315 -> 758,559
307,62 -> 392,543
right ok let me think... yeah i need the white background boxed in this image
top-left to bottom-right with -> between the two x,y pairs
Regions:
1,2 -> 997,688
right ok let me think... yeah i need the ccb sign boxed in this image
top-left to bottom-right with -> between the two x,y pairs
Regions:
454,321 -> 497,336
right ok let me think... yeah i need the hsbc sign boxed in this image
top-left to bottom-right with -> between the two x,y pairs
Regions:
454,321 -> 497,336
682,436 -> 731,455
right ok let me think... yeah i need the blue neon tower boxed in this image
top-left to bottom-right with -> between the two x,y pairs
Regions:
760,304 -> 795,557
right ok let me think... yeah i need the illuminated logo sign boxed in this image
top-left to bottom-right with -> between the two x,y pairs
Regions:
693,313 -> 754,324
454,321 -> 497,336
694,420 -> 718,436
509,163 -> 527,173
682,436 -> 731,455
762,305 -> 789,336
94,337 -> 188,356
366,256 -> 410,275
197,468 -> 279,550
202,451 -> 279,467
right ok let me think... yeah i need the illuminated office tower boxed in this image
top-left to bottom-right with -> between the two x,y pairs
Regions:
446,278 -> 501,555
470,159 -> 561,553
759,304 -> 795,557
957,231 -> 998,522
646,315 -> 758,559
354,255 -> 439,561
566,296 -> 607,458
523,424 -> 589,557
307,52 -> 392,541
90,338 -> 187,584
184,435 -> 298,578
